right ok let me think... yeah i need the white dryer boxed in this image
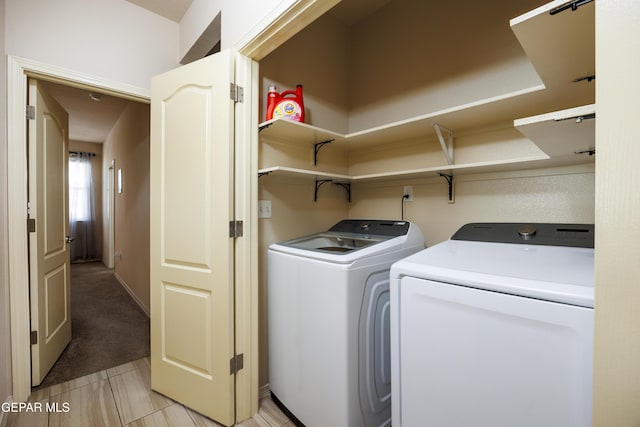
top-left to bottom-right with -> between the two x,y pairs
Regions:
268,219 -> 425,427
390,223 -> 595,427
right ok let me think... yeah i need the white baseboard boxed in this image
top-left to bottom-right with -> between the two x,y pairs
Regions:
259,384 -> 271,400
113,272 -> 150,317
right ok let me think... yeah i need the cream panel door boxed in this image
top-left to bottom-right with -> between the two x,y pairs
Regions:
150,51 -> 235,426
28,79 -> 72,386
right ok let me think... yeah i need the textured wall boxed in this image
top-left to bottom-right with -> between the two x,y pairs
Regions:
102,102 -> 151,312
5,0 -> 179,89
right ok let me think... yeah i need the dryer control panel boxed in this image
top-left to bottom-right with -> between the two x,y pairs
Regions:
451,223 -> 594,248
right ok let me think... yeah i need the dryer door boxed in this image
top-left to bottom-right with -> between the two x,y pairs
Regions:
393,276 -> 593,427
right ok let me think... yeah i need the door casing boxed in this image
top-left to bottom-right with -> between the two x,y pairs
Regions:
7,56 -> 150,401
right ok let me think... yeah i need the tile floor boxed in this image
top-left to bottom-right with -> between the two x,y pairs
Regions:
4,357 -> 293,427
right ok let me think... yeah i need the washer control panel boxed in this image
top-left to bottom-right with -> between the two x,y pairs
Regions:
328,219 -> 410,237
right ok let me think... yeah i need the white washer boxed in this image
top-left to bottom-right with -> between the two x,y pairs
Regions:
390,223 -> 595,427
268,219 -> 425,427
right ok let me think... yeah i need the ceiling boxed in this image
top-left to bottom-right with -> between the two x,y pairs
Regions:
41,81 -> 131,144
123,0 -> 393,26
126,0 -> 193,22
122,0 -> 395,65
328,0 -> 394,25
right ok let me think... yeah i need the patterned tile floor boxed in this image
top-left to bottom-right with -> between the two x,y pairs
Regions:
4,358 -> 293,427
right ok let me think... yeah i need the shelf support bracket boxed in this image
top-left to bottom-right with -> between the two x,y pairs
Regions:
258,171 -> 271,178
314,179 -> 351,203
333,182 -> 351,203
438,173 -> 455,204
313,139 -> 334,166
314,179 -> 333,202
549,0 -> 593,16
433,123 -> 454,166
258,122 -> 273,133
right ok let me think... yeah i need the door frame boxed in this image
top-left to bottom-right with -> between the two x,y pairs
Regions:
7,55 -> 149,401
234,0 -> 340,60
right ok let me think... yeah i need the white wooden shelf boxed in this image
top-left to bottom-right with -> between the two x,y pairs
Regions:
259,85 -> 547,150
351,156 -> 550,181
258,166 -> 351,182
258,110 -> 560,184
511,0 -> 595,90
258,155 -> 550,183
259,118 -> 346,147
515,104 -> 595,158
511,1 -> 596,164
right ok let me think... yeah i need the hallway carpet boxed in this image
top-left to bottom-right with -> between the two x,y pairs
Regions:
36,262 -> 150,389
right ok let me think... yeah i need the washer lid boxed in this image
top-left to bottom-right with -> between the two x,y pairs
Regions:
391,240 -> 594,308
270,221 -> 425,263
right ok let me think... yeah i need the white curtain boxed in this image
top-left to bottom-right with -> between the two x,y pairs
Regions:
69,152 -> 98,262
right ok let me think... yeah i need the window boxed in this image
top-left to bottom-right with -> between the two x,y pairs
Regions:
69,153 -> 92,222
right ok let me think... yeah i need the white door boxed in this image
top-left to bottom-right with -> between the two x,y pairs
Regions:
150,51 -> 236,426
28,79 -> 72,386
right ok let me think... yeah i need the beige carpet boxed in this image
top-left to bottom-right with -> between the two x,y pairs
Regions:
35,262 -> 150,389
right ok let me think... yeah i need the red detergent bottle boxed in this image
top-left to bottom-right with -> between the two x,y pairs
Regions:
266,84 -> 305,123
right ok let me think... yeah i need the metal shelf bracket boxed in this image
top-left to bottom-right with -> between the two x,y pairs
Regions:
314,179 -> 333,201
333,182 -> 351,203
314,179 -> 351,203
433,123 -> 454,166
438,173 -> 455,204
313,139 -> 334,166
258,122 -> 273,133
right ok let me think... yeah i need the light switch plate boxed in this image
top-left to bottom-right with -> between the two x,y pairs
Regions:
258,200 -> 272,218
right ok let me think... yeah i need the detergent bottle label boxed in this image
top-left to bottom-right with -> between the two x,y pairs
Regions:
273,100 -> 303,122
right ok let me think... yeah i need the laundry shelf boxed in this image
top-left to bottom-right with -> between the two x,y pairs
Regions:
259,85 -> 547,152
259,155 -> 551,183
515,104 -> 595,159
259,118 -> 346,147
351,155 -> 551,182
259,0 -> 596,186
511,0 -> 595,90
258,166 -> 351,182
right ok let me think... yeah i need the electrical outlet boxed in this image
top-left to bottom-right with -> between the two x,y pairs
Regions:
258,200 -> 272,218
403,186 -> 413,201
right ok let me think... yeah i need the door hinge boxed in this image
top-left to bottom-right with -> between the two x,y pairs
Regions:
230,353 -> 244,375
230,83 -> 244,103
31,331 -> 38,345
27,218 -> 36,233
26,105 -> 35,120
229,220 -> 244,238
